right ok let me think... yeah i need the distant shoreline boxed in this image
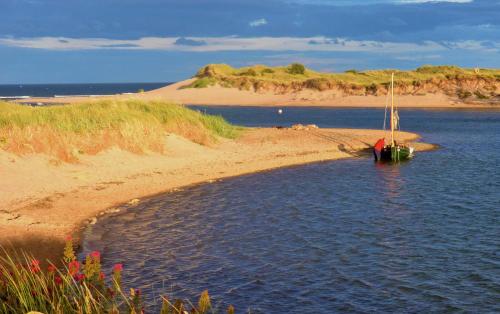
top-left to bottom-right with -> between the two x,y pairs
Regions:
15,78 -> 499,109
1,82 -> 172,99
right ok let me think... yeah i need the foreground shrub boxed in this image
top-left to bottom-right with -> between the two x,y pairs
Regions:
0,236 -> 233,313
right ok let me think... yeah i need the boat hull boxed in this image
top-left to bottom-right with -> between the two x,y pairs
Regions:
380,145 -> 414,162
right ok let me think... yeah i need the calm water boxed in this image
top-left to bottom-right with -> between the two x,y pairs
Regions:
0,82 -> 171,99
83,107 -> 500,313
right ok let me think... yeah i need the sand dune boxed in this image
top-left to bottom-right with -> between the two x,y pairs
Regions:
17,78 -> 499,108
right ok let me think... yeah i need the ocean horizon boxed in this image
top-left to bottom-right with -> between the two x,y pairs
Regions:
0,82 -> 173,99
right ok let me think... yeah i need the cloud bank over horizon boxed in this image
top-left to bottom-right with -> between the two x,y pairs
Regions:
1,36 -> 497,54
0,0 -> 498,83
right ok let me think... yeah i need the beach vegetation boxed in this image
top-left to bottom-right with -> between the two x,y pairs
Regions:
238,68 -> 258,76
288,63 -> 306,75
261,68 -> 274,74
0,237 -> 232,313
0,100 -> 240,162
365,83 -> 378,95
304,78 -> 332,91
186,77 -> 217,88
474,91 -> 489,99
188,64 -> 500,95
457,90 -> 472,99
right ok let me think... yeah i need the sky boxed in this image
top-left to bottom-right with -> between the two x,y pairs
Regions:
0,0 -> 499,83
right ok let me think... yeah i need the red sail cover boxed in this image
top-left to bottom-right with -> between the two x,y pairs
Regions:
374,138 -> 385,151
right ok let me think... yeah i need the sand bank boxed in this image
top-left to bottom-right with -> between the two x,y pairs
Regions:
1,127 -> 434,261
17,79 -> 499,108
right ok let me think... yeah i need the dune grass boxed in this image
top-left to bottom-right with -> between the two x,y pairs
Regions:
0,100 -> 240,162
190,63 -> 500,88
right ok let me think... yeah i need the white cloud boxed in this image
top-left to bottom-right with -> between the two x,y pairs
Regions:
286,0 -> 473,4
398,0 -> 473,3
0,36 -> 496,54
249,18 -> 268,27
395,54 -> 442,61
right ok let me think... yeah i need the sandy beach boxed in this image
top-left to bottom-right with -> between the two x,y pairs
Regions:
17,78 -> 499,109
1,127 -> 434,261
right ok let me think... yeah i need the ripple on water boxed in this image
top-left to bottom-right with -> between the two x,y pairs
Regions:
82,109 -> 500,313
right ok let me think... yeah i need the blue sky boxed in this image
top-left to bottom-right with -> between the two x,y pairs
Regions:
0,0 -> 498,83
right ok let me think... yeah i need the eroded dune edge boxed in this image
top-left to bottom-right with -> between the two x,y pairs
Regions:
19,64 -> 500,108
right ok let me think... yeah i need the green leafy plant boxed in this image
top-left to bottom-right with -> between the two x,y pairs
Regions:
288,63 -> 306,75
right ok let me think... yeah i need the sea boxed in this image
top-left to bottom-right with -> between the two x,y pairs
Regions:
0,82 -> 171,100
81,106 -> 500,313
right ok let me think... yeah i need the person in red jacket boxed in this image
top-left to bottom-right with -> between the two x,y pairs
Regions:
373,138 -> 385,161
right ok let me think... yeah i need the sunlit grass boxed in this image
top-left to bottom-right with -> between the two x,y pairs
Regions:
0,100 -> 240,162
189,63 -> 500,88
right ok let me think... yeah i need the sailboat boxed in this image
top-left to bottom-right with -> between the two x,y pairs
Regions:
376,73 -> 414,162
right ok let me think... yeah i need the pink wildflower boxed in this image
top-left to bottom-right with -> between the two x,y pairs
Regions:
99,272 -> 106,280
90,251 -> 101,261
68,260 -> 80,276
54,276 -> 63,285
47,264 -> 57,273
113,263 -> 123,272
74,273 -> 85,283
30,259 -> 41,273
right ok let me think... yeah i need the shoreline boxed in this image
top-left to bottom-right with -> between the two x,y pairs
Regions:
1,127 -> 435,261
15,79 -> 500,109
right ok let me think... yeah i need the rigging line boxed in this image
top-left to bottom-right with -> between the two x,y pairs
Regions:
383,87 -> 389,130
394,85 -> 402,132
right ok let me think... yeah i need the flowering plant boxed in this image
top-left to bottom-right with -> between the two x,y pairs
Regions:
0,235 -> 232,313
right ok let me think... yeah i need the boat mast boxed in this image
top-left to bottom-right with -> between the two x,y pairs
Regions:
390,72 -> 395,147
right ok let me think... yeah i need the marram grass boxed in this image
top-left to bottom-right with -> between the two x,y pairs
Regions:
0,236 -> 233,313
188,63 -> 500,95
0,100 -> 240,162
188,63 -> 500,88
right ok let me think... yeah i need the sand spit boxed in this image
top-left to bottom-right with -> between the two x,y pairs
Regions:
1,127 -> 434,260
17,79 -> 499,109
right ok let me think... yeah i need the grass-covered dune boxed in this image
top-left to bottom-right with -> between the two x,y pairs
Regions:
186,64 -> 500,101
0,100 -> 238,162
